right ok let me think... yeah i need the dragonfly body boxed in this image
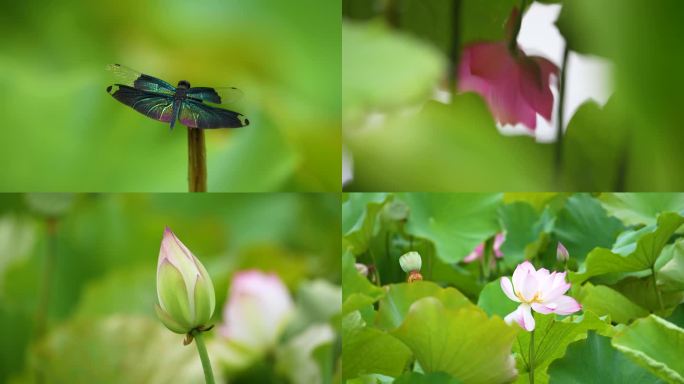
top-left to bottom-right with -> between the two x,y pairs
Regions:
106,64 -> 249,130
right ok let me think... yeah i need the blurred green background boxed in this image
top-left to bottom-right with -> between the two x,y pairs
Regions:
0,0 -> 340,192
0,193 -> 341,383
342,0 -> 684,191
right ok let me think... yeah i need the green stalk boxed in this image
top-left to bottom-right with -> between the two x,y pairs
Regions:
368,249 -> 382,286
35,218 -> 58,338
508,0 -> 528,54
385,0 -> 400,28
448,0 -> 462,94
192,330 -> 215,384
188,128 -> 207,192
529,326 -> 535,384
555,44 -> 570,185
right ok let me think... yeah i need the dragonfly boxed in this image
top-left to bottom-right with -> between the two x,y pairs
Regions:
106,64 -> 249,130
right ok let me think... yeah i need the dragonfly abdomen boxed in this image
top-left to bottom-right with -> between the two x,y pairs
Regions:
170,99 -> 183,130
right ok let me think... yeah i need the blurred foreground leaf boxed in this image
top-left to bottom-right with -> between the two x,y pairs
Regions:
391,297 -> 518,384
346,95 -> 554,191
342,22 -> 445,123
376,281 -> 473,330
612,315 -> 684,383
15,316 -> 214,384
342,311 -> 412,380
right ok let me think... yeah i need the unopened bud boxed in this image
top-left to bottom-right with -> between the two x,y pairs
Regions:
557,242 -> 569,262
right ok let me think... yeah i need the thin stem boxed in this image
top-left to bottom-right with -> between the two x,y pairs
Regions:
509,0 -> 528,54
368,249 -> 382,286
483,237 -> 494,280
529,326 -> 535,384
188,128 -> 207,192
651,267 -> 664,312
385,0 -> 400,28
555,44 -> 570,184
448,0 -> 462,94
192,330 -> 215,384
34,218 -> 58,338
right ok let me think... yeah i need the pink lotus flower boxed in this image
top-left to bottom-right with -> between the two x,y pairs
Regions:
219,270 -> 294,354
458,42 -> 558,131
463,232 -> 506,263
500,261 -> 581,331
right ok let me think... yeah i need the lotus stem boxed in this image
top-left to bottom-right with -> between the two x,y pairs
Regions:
555,44 -> 570,184
509,0 -> 528,54
529,326 -> 535,384
448,0 -> 462,94
35,218 -> 58,338
188,128 -> 207,192
192,330 -> 215,384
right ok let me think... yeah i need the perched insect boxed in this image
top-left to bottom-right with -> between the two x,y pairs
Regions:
105,64 -> 250,130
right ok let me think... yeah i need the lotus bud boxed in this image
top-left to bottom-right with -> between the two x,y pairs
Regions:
399,251 -> 423,282
557,242 -> 569,262
155,227 -> 215,336
355,263 -> 369,277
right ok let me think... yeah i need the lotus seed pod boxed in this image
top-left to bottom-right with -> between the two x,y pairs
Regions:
399,251 -> 422,273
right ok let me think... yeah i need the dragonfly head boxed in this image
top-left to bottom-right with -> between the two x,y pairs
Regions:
177,80 -> 191,89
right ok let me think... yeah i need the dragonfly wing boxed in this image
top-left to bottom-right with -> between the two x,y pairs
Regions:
106,64 -> 176,95
186,87 -> 243,104
179,99 -> 249,129
107,84 -> 175,123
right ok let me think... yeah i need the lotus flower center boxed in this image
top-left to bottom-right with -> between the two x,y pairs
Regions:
516,290 -> 542,304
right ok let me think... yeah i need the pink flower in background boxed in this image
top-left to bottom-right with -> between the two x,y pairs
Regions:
219,270 -> 294,353
458,42 -> 558,131
464,232 -> 506,263
500,261 -> 581,331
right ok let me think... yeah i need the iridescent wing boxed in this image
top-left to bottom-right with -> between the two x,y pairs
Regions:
106,64 -> 176,95
185,87 -> 243,104
107,84 -> 175,123
179,99 -> 249,129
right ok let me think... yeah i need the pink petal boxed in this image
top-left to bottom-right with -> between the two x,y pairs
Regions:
500,277 -> 519,302
467,42 -> 514,81
549,271 -> 569,293
549,295 -> 582,315
494,233 -> 506,258
505,304 -> 535,331
521,304 -> 536,331
463,243 -> 485,263
531,302 -> 555,315
518,56 -> 557,121
486,69 -> 538,129
512,261 -> 535,292
458,47 -> 489,95
520,270 -> 539,302
542,281 -> 571,302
